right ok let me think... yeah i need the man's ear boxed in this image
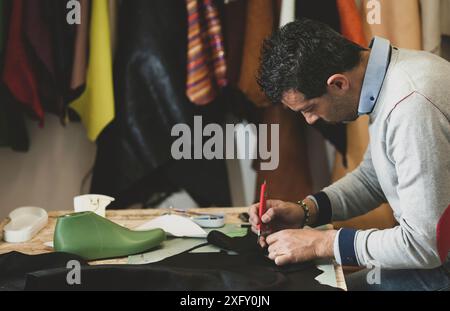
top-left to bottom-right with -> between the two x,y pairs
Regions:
326,74 -> 350,93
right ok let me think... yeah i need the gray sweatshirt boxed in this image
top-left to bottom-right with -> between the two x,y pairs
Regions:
319,38 -> 450,269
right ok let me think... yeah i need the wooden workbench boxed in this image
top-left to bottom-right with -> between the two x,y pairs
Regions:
0,207 -> 346,290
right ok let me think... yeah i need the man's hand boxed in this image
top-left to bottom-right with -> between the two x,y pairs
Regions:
266,229 -> 337,266
248,199 -> 317,247
249,200 -> 303,246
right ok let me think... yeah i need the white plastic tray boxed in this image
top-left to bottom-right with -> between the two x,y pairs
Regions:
3,207 -> 48,243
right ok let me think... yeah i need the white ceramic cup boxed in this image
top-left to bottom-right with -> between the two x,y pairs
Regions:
73,194 -> 115,217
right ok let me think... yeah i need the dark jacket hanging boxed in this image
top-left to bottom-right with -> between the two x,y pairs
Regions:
23,0 -> 76,120
0,0 -> 29,151
91,0 -> 231,208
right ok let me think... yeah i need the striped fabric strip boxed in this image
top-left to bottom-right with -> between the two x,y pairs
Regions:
186,0 -> 227,105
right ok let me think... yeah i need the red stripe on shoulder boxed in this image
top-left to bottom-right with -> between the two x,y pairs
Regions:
437,204 -> 450,263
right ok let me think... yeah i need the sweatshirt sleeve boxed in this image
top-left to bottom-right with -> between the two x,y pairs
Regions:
320,144 -> 388,222
354,95 -> 450,269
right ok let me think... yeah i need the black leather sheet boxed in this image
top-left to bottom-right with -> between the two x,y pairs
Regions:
0,231 -> 340,291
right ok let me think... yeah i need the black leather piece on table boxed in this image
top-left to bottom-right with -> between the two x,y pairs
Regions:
0,231 -> 340,291
0,251 -> 87,291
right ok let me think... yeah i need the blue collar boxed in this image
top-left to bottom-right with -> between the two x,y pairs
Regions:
358,37 -> 392,115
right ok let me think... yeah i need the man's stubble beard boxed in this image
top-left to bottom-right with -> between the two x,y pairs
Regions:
326,94 -> 359,124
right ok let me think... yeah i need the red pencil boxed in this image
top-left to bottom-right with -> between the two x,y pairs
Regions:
258,180 -> 267,242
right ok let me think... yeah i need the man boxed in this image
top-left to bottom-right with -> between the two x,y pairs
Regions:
248,19 -> 450,291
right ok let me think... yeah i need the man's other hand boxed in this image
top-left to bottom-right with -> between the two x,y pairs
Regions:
266,229 -> 337,265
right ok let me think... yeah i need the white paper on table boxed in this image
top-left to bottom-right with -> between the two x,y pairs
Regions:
315,259 -> 338,288
135,214 -> 207,238
128,224 -> 245,265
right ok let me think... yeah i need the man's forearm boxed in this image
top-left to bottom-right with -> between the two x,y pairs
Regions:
314,229 -> 337,259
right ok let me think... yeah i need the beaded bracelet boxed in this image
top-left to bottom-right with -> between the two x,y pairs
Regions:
297,200 -> 310,228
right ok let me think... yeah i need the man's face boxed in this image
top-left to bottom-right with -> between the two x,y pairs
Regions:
281,89 -> 359,125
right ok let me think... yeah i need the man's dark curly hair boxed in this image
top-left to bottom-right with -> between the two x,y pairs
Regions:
257,18 -> 366,104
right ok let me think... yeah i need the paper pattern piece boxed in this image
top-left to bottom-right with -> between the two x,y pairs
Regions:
136,214 -> 207,238
128,224 -> 246,264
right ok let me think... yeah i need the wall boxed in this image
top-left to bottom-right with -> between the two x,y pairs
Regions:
0,114 -> 96,219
